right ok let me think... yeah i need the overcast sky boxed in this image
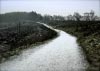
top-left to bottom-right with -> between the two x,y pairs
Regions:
0,0 -> 100,16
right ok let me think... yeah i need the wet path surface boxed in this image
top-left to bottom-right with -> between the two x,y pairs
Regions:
0,30 -> 88,71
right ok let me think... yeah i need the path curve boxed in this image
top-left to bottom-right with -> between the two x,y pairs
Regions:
0,30 -> 88,71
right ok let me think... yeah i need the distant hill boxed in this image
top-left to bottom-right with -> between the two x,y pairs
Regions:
0,11 -> 43,23
0,11 -> 65,28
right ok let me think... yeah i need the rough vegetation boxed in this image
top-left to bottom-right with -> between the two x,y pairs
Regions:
0,11 -> 61,63
0,21 -> 57,63
49,21 -> 100,71
0,11 -> 100,71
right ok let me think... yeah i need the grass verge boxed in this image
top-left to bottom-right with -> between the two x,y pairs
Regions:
49,21 -> 100,71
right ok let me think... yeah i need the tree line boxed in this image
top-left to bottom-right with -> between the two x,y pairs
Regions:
0,10 -> 100,28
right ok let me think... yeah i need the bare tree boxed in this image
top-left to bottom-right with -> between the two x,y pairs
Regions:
73,12 -> 81,21
84,12 -> 90,21
67,15 -> 74,21
83,10 -> 96,21
89,10 -> 95,21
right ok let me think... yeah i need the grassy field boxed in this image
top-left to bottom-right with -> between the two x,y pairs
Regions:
49,21 -> 100,71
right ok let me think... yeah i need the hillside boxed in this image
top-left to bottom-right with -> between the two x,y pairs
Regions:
0,12 -> 43,23
0,21 -> 57,63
